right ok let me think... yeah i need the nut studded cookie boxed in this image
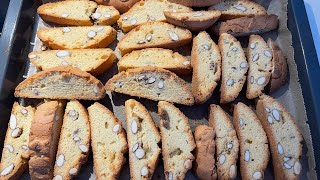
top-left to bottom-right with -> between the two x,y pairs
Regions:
28,101 -> 65,180
191,31 -> 221,104
91,5 -> 120,25
15,66 -> 106,100
233,102 -> 269,180
256,95 -> 303,179
208,0 -> 267,20
117,0 -> 192,32
105,67 -> 194,105
164,10 -> 221,32
208,104 -> 239,180
117,22 -> 192,55
94,0 -> 140,13
29,49 -> 116,76
158,101 -> 196,180
193,125 -> 217,180
218,33 -> 248,103
37,26 -> 116,50
0,103 -> 35,179
125,99 -> 161,179
88,102 -> 128,180
118,48 -> 191,74
167,0 -> 221,7
246,35 -> 273,99
53,101 -> 90,180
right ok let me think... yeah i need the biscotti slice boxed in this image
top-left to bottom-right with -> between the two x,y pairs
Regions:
105,67 -> 194,105
37,26 -> 117,49
212,15 -> 279,37
233,102 -> 269,180
208,104 -> 239,180
256,95 -> 303,179
0,103 -> 35,179
219,33 -> 248,103
167,0 -> 221,7
117,22 -> 192,55
125,99 -> 161,179
91,5 -> 120,25
117,0 -> 192,32
94,0 -> 139,13
164,10 -> 221,32
15,66 -> 105,100
53,101 -> 90,180
208,0 -> 267,20
193,125 -> 217,180
88,102 -> 128,179
37,1 -> 97,26
118,48 -> 191,74
28,101 -> 65,180
29,49 -> 116,76
267,39 -> 288,93
246,35 -> 273,99
158,101 -> 196,180
191,31 -> 221,104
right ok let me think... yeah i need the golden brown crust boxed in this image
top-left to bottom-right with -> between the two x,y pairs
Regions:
94,0 -> 140,13
168,0 -> 222,7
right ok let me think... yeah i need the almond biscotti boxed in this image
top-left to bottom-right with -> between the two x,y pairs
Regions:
191,31 -> 221,104
117,0 -> 192,32
28,101 -> 65,180
256,95 -> 303,179
117,22 -> 192,55
208,0 -> 267,20
88,102 -> 128,180
209,104 -> 239,180
233,102 -> 269,180
15,66 -> 106,100
193,125 -> 217,180
219,33 -> 248,103
246,35 -> 273,99
91,5 -> 120,25
94,0 -> 140,13
167,0 -> 221,7
164,10 -> 221,32
158,101 -> 196,180
125,99 -> 161,179
118,48 -> 191,74
29,49 -> 116,76
53,101 -> 90,180
37,26 -> 116,50
0,103 -> 35,179
105,67 -> 194,105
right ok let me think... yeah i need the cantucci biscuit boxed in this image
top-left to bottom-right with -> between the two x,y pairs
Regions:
209,104 -> 239,180
15,66 -> 106,100
91,5 -> 120,25
125,99 -> 161,179
29,49 -> 116,76
117,0 -> 192,32
117,22 -> 192,55
0,103 -> 35,179
94,0 -> 140,13
88,103 -> 128,180
191,31 -> 221,104
105,67 -> 194,105
219,33 -> 248,103
37,26 -> 116,50
117,48 -> 191,74
164,10 -> 221,32
167,0 -> 221,7
246,35 -> 273,99
28,101 -> 65,180
233,102 -> 269,180
53,101 -> 90,180
256,95 -> 303,179
158,101 -> 196,180
208,0 -> 267,20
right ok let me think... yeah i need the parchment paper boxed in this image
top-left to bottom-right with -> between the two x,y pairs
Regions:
21,0 -> 316,179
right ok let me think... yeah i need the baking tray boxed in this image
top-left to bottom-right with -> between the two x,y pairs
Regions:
0,0 -> 319,179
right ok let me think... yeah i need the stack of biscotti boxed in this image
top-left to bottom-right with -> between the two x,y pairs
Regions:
210,0 -> 279,37
28,101 -> 65,180
38,1 -> 120,26
0,103 -> 35,179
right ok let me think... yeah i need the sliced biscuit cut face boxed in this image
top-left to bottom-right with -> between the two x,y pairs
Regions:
92,5 -> 120,25
15,66 -> 106,100
191,31 -> 221,104
246,35 -> 273,99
